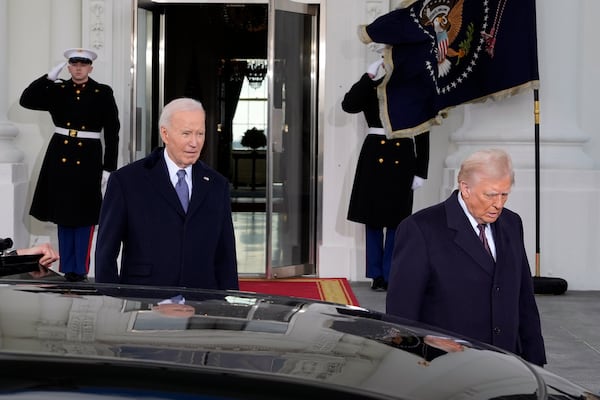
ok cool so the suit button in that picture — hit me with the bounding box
[64,139,69,144]
[380,139,386,145]
[61,158,67,163]
[395,142,400,147]
[378,158,384,164]
[493,327,501,335]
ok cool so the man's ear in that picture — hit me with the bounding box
[459,181,470,198]
[159,126,168,143]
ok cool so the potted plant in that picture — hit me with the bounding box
[240,127,266,150]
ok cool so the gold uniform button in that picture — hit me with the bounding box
[76,160,81,165]
[81,126,86,130]
[64,139,69,144]
[76,97,80,100]
[61,158,67,163]
[396,142,401,147]
[76,90,81,94]
[378,158,384,164]
[78,142,83,147]
[380,140,386,145]
[66,122,71,126]
[395,160,399,165]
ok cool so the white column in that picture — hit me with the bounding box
[443,0,600,289]
[50,0,81,68]
[0,0,29,246]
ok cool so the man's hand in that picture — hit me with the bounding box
[17,243,59,267]
[47,61,67,81]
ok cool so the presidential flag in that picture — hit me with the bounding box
[359,0,539,138]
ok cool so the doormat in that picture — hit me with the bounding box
[238,277,360,306]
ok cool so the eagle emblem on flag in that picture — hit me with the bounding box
[358,0,539,138]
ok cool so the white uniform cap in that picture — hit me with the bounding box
[63,48,98,62]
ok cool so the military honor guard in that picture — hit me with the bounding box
[342,59,430,291]
[20,48,120,282]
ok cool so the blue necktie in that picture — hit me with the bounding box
[175,169,189,212]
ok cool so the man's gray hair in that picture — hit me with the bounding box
[158,98,205,130]
[457,148,515,186]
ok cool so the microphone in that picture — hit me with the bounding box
[0,237,14,252]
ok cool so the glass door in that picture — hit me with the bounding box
[131,0,318,278]
[266,0,318,278]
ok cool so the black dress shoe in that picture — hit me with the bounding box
[371,276,386,291]
[64,272,87,282]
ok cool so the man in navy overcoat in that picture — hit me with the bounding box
[95,98,238,290]
[386,149,546,366]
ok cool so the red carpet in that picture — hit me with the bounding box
[238,277,360,306]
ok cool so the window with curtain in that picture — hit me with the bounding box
[232,76,268,150]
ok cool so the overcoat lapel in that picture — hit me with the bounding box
[445,191,495,275]
[144,148,187,216]
[187,163,211,217]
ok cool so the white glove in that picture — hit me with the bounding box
[412,176,425,190]
[101,170,111,197]
[367,58,384,79]
[47,61,67,81]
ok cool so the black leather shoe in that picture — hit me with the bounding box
[371,276,386,291]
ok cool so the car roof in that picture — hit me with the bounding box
[0,281,594,399]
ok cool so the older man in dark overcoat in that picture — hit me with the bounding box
[386,149,546,366]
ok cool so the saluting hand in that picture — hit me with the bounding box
[47,61,67,81]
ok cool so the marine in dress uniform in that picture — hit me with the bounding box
[342,59,429,291]
[19,48,120,282]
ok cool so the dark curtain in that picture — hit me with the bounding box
[217,60,246,180]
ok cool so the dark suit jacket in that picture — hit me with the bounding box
[95,148,238,290]
[386,190,546,366]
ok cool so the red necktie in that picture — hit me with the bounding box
[477,224,492,257]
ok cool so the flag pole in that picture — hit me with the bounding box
[532,88,567,295]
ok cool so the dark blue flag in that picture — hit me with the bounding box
[359,0,539,138]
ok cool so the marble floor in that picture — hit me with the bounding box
[233,211,266,275]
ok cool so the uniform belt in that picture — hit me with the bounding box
[367,127,385,135]
[54,127,101,139]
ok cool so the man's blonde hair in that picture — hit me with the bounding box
[457,148,515,186]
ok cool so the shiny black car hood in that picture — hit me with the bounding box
[0,282,596,400]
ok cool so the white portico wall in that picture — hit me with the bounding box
[0,0,28,247]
